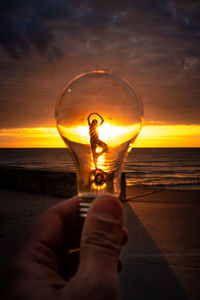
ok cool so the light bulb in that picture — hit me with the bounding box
[55,70,143,217]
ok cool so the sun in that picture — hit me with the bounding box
[59,122,141,147]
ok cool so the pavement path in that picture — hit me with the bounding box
[0,188,200,299]
[119,187,200,299]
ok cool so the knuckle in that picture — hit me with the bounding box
[82,231,121,256]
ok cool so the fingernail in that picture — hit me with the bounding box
[90,195,123,221]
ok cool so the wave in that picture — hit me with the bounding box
[127,181,200,190]
[0,148,200,190]
[125,169,200,175]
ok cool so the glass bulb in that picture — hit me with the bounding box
[55,70,143,217]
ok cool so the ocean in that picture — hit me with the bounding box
[0,148,199,190]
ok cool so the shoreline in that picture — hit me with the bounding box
[126,186,200,205]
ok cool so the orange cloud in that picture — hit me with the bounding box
[0,128,64,148]
[0,125,199,148]
[134,125,200,147]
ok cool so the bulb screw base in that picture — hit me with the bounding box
[79,202,91,218]
[79,193,96,218]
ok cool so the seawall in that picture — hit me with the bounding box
[0,167,126,200]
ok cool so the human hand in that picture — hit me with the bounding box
[1,195,128,300]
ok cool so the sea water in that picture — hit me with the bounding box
[0,148,199,190]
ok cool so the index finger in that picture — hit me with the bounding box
[17,196,82,261]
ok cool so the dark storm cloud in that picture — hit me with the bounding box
[0,0,200,128]
[0,0,67,59]
[0,0,199,59]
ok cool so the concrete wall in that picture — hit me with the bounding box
[0,167,126,200]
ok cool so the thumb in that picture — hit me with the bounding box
[79,195,123,275]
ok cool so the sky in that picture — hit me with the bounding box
[0,0,200,147]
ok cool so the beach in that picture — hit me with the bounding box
[0,186,199,299]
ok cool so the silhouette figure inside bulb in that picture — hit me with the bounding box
[87,113,108,168]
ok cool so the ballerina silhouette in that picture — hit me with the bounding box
[87,113,108,168]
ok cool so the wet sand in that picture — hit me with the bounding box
[0,187,200,299]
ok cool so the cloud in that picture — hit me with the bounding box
[0,0,200,128]
[0,0,65,60]
[1,0,199,60]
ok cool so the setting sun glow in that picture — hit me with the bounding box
[0,125,199,148]
[58,123,141,146]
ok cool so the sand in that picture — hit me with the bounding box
[0,187,200,299]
